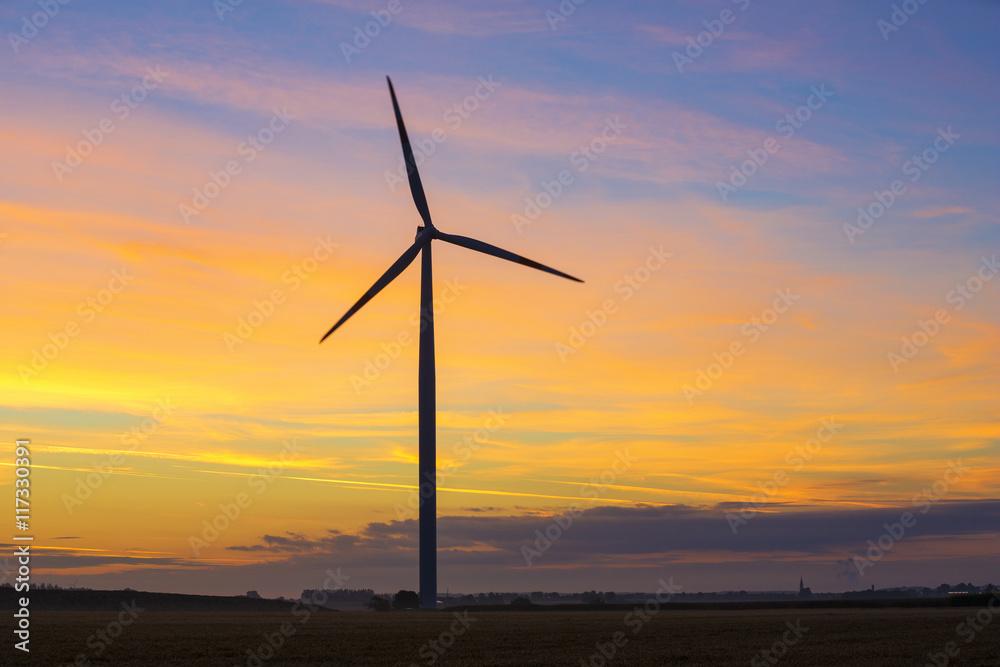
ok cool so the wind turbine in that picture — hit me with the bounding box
[320,77,582,609]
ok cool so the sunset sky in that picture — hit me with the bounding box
[1,0,998,598]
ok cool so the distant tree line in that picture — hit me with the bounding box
[365,590,419,611]
[528,590,616,604]
[1,582,92,590]
[300,588,376,607]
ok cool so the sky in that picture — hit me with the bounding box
[0,0,998,598]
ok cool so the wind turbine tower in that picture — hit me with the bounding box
[321,77,582,609]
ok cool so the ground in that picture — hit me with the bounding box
[5,607,999,666]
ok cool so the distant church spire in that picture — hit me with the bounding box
[799,577,804,593]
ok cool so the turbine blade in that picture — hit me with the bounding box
[320,235,428,343]
[387,76,434,229]
[434,231,583,283]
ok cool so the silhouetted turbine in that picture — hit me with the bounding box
[321,77,581,609]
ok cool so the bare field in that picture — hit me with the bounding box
[5,608,999,666]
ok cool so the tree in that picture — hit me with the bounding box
[510,596,532,607]
[366,596,391,612]
[393,590,420,610]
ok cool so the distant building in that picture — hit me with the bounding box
[798,577,812,599]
